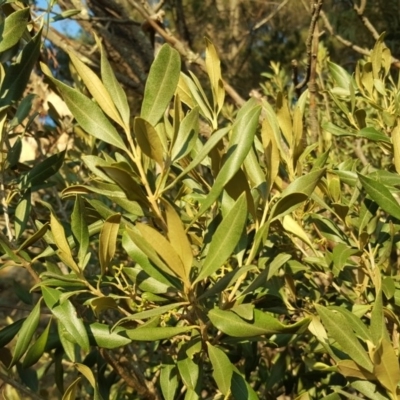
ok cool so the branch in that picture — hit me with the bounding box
[252,0,291,32]
[0,371,46,400]
[126,0,246,106]
[296,0,324,92]
[320,9,400,68]
[352,0,380,40]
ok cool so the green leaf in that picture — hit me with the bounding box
[62,377,81,400]
[125,326,193,341]
[332,243,359,272]
[163,201,193,278]
[358,127,391,144]
[358,173,400,220]
[315,304,373,372]
[75,363,104,400]
[99,213,121,275]
[136,222,189,283]
[117,302,187,323]
[195,193,247,283]
[14,189,31,240]
[50,212,79,273]
[177,355,199,391]
[22,319,51,368]
[350,380,388,400]
[0,8,30,53]
[21,150,65,189]
[134,117,164,166]
[207,343,233,395]
[270,168,326,221]
[42,287,90,352]
[205,38,224,114]
[328,61,355,91]
[196,103,261,218]
[165,126,230,190]
[231,366,259,400]
[171,106,199,162]
[98,38,130,128]
[372,338,400,397]
[71,196,89,267]
[160,364,179,400]
[0,319,25,348]
[86,322,131,349]
[10,299,41,367]
[41,63,127,151]
[0,29,42,109]
[370,290,389,345]
[69,51,124,127]
[208,308,310,337]
[141,44,181,126]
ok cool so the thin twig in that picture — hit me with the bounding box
[352,0,380,40]
[320,9,400,68]
[0,371,46,400]
[126,0,246,106]
[252,0,291,32]
[296,0,324,92]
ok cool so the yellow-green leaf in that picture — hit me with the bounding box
[205,38,225,114]
[50,213,80,273]
[99,214,121,275]
[136,222,188,284]
[134,117,164,166]
[69,51,124,127]
[392,122,400,175]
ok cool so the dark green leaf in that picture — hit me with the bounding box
[0,8,29,53]
[22,319,51,368]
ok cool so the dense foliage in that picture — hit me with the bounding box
[2,2,400,400]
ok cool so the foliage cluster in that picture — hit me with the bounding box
[2,3,400,400]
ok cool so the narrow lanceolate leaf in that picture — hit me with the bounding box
[10,299,41,367]
[141,44,181,126]
[358,173,400,220]
[372,338,400,396]
[134,117,164,166]
[125,326,193,341]
[62,377,81,400]
[0,29,42,109]
[160,365,179,400]
[71,196,89,267]
[136,222,188,284]
[194,194,247,283]
[196,103,261,218]
[75,363,104,400]
[41,63,127,151]
[22,319,51,368]
[0,8,30,53]
[14,189,31,240]
[392,122,400,175]
[99,214,121,275]
[205,38,224,114]
[171,106,199,162]
[0,319,25,348]
[163,201,193,278]
[87,322,132,349]
[98,39,130,128]
[315,305,374,372]
[207,343,233,395]
[270,168,326,221]
[42,287,90,352]
[69,51,124,127]
[177,355,199,390]
[51,213,80,273]
[209,308,310,337]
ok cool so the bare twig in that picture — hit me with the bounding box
[0,371,46,400]
[296,0,324,92]
[252,0,291,32]
[352,0,380,40]
[320,9,400,68]
[126,0,246,106]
